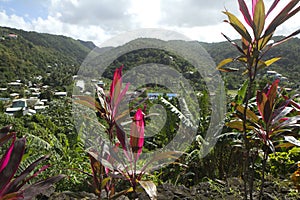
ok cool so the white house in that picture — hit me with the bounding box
[5,99,36,116]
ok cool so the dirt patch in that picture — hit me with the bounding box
[41,178,299,199]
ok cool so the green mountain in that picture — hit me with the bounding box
[0,26,94,88]
[201,36,300,89]
[0,26,299,91]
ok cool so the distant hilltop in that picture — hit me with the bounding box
[0,26,299,92]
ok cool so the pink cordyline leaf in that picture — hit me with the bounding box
[0,135,16,173]
[252,0,259,17]
[110,65,124,107]
[112,82,129,119]
[130,109,145,161]
[109,65,130,119]
[266,79,279,98]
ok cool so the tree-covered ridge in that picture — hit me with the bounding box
[0,26,299,91]
[0,26,94,87]
[201,36,300,90]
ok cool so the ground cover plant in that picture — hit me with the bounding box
[0,125,64,200]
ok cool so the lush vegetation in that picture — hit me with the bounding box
[0,0,300,199]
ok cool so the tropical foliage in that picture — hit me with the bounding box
[218,0,300,199]
[0,125,64,200]
[0,0,299,199]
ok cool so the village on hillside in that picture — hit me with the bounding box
[0,78,68,116]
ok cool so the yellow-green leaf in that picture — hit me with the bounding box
[264,57,281,66]
[226,121,244,131]
[275,142,295,148]
[253,0,265,38]
[217,58,234,69]
[223,11,252,43]
[258,57,281,70]
[233,103,259,122]
[258,33,273,50]
[101,177,112,189]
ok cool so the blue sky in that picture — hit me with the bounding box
[0,0,49,20]
[0,0,299,46]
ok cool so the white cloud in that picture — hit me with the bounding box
[0,11,31,29]
[0,0,299,46]
[48,0,133,31]
[127,0,161,28]
[159,0,238,27]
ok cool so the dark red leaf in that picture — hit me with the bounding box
[22,175,65,200]
[266,0,280,18]
[7,155,50,193]
[238,0,253,27]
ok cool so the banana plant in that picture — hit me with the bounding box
[0,125,65,200]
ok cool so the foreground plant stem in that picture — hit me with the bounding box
[242,56,259,200]
[259,147,269,199]
[242,81,251,200]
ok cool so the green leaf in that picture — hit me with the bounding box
[159,97,195,128]
[253,0,265,38]
[236,80,249,105]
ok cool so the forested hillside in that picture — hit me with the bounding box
[0,26,299,91]
[0,26,94,88]
[201,36,300,90]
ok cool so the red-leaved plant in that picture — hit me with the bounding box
[227,79,300,198]
[218,0,300,199]
[0,125,64,200]
[76,65,179,199]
